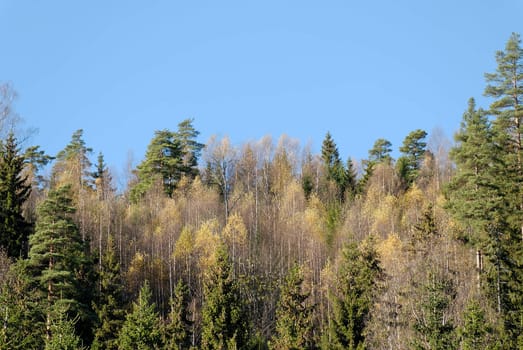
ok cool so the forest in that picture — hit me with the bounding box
[0,32,522,350]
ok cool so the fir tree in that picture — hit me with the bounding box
[269,263,314,350]
[201,245,248,350]
[117,280,163,350]
[0,132,31,258]
[323,239,382,350]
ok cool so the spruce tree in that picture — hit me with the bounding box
[321,132,347,200]
[0,132,31,258]
[26,185,94,344]
[0,259,43,349]
[117,280,163,350]
[459,299,492,350]
[201,245,248,350]
[269,263,314,350]
[163,279,192,350]
[45,304,85,350]
[91,236,125,350]
[323,239,382,350]
[412,270,456,350]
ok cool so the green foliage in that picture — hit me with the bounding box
[0,132,31,258]
[163,279,192,350]
[91,236,125,350]
[45,304,85,350]
[26,185,95,344]
[117,280,163,350]
[368,138,392,164]
[131,119,203,201]
[323,238,382,350]
[0,259,44,349]
[412,270,456,350]
[459,299,492,350]
[52,129,93,189]
[321,132,349,201]
[398,129,427,186]
[201,245,248,350]
[269,263,314,350]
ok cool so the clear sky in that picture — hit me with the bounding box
[0,1,522,180]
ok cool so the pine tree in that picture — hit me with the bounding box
[131,129,183,201]
[175,118,204,178]
[91,236,125,350]
[52,129,93,189]
[163,279,192,350]
[368,138,392,164]
[397,129,427,187]
[117,280,163,350]
[201,245,248,350]
[269,263,314,350]
[323,239,382,350]
[0,132,31,258]
[26,185,94,344]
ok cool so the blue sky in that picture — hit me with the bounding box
[0,1,522,179]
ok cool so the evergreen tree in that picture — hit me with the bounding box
[45,304,85,350]
[175,118,204,178]
[321,132,347,200]
[91,236,126,350]
[269,263,314,350]
[484,33,523,345]
[201,245,248,350]
[117,280,163,350]
[52,129,93,189]
[459,299,492,350]
[0,132,31,258]
[0,259,43,349]
[93,152,112,201]
[368,138,392,164]
[397,129,427,187]
[131,129,183,200]
[163,279,192,350]
[323,239,382,350]
[412,270,456,350]
[26,185,94,344]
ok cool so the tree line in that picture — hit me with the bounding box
[0,32,521,349]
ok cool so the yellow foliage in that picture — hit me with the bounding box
[195,219,221,271]
[173,226,195,260]
[304,194,325,241]
[376,233,403,270]
[222,213,247,248]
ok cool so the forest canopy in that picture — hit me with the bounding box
[0,32,522,349]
